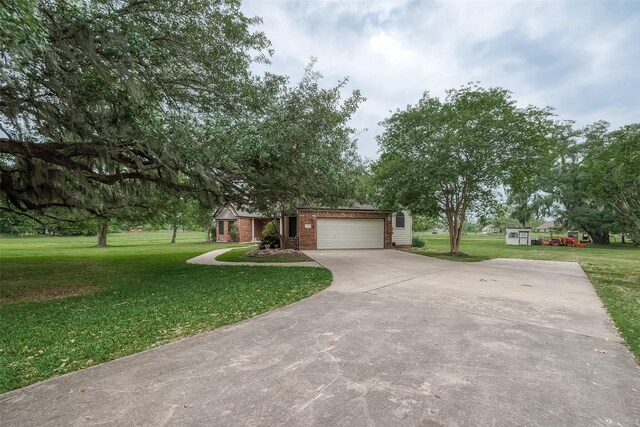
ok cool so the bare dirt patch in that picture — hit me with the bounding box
[1,286,100,304]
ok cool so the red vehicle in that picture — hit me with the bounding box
[542,237,584,248]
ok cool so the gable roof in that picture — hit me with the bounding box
[215,203,395,220]
[537,221,555,229]
[235,209,269,218]
[214,205,270,220]
[214,207,236,220]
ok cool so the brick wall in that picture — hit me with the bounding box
[216,220,230,243]
[297,211,315,249]
[216,217,275,243]
[237,218,253,242]
[297,210,392,250]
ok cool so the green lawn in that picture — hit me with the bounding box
[0,232,331,393]
[216,246,312,263]
[412,233,640,360]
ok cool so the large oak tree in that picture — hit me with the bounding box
[1,0,271,219]
[552,122,640,244]
[589,124,640,244]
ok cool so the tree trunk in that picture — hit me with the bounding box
[449,230,459,254]
[206,221,212,242]
[446,211,466,255]
[170,224,177,244]
[447,219,462,255]
[97,221,108,247]
[621,235,626,244]
[587,229,610,245]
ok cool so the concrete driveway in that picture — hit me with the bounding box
[1,250,639,426]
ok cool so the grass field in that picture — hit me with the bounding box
[413,232,640,361]
[215,246,312,263]
[0,232,332,393]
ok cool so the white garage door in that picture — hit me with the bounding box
[317,218,384,249]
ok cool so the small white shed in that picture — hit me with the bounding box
[505,228,531,246]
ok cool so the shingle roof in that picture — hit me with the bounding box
[537,221,556,229]
[213,207,236,220]
[215,204,392,220]
[297,204,385,211]
[234,209,270,218]
[214,206,271,220]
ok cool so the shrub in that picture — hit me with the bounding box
[261,221,280,248]
[229,225,239,242]
[412,235,426,248]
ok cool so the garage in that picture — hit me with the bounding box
[316,218,384,249]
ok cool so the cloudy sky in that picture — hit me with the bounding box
[241,0,640,160]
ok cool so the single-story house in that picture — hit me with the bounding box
[482,224,499,234]
[536,221,556,233]
[214,205,412,249]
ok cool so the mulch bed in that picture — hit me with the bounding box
[244,249,311,260]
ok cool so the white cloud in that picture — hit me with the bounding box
[243,0,640,160]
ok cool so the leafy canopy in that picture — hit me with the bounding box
[544,121,624,244]
[235,61,366,217]
[583,123,640,242]
[1,0,270,216]
[374,84,554,253]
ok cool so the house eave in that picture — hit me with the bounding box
[297,205,392,213]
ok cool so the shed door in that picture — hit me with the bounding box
[519,231,529,245]
[316,218,384,249]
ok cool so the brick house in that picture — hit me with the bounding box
[214,205,412,249]
[214,206,272,243]
[535,221,556,233]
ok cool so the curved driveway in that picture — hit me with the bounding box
[1,250,639,426]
